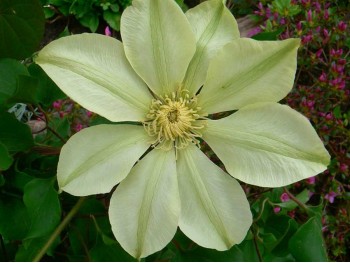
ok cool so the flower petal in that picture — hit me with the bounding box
[109,149,180,259]
[198,38,300,114]
[177,144,252,250]
[121,0,196,95]
[183,0,239,95]
[35,33,152,122]
[202,103,330,187]
[57,124,150,195]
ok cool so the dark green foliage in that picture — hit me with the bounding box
[41,0,133,32]
[0,0,45,59]
[0,0,348,261]
[0,112,34,152]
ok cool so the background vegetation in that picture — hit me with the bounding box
[0,0,349,261]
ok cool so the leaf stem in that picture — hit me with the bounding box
[251,228,263,262]
[253,198,269,223]
[283,187,309,213]
[32,197,86,262]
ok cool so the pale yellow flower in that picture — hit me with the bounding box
[35,0,330,259]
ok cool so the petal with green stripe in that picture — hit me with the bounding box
[177,144,252,250]
[183,0,239,95]
[57,124,150,195]
[121,0,196,95]
[203,103,330,187]
[36,33,152,122]
[109,149,180,259]
[198,38,300,114]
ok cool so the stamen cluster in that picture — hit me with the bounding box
[143,89,205,150]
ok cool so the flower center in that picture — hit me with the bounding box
[143,89,205,150]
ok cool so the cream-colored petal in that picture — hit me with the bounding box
[57,124,150,196]
[121,0,196,95]
[35,33,152,122]
[183,0,239,95]
[109,149,180,259]
[177,144,252,250]
[202,103,330,187]
[198,38,300,114]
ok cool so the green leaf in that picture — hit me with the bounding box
[0,142,13,171]
[265,215,298,254]
[0,0,45,59]
[180,238,261,262]
[28,64,66,108]
[0,174,4,186]
[333,105,342,119]
[89,235,135,262]
[263,253,295,261]
[288,217,328,261]
[275,189,310,209]
[15,235,60,261]
[7,75,39,104]
[0,195,30,240]
[23,178,61,239]
[43,6,55,19]
[109,3,120,12]
[251,28,284,41]
[50,116,71,141]
[0,58,29,106]
[78,13,99,32]
[67,198,109,261]
[6,170,34,192]
[0,112,34,152]
[103,10,121,31]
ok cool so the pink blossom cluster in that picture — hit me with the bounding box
[251,1,349,257]
[51,99,94,133]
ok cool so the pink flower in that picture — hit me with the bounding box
[105,26,112,37]
[324,9,329,20]
[306,176,316,184]
[338,58,346,65]
[273,206,281,213]
[74,123,84,132]
[296,21,302,33]
[306,100,315,109]
[280,192,290,202]
[86,110,93,118]
[325,113,333,120]
[314,2,321,12]
[325,191,337,203]
[319,72,327,82]
[301,34,312,44]
[330,78,345,89]
[53,100,62,110]
[330,48,343,58]
[339,163,348,173]
[323,28,330,38]
[306,10,312,23]
[338,21,347,31]
[315,49,323,58]
[247,27,262,37]
[59,111,66,118]
[288,210,296,218]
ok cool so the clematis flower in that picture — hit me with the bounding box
[35,0,330,259]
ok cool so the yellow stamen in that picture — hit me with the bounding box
[143,89,205,150]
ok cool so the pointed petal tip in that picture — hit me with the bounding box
[203,103,331,188]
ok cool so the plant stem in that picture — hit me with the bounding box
[32,197,86,262]
[251,228,263,262]
[283,187,309,213]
